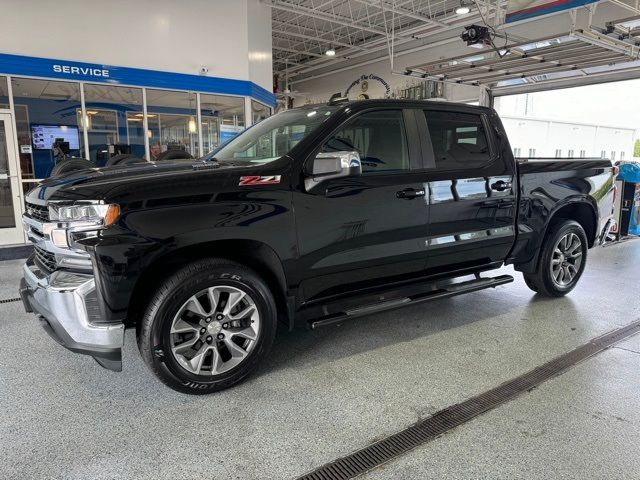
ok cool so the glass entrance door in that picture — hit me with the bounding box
[0,112,25,245]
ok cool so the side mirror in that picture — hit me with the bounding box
[304,151,362,192]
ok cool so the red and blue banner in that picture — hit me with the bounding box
[506,0,600,23]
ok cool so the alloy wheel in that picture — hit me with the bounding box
[550,232,583,287]
[169,285,260,376]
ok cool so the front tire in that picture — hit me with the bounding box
[138,259,277,394]
[523,220,588,297]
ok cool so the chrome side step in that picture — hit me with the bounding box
[310,274,514,329]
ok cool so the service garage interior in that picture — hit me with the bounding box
[1,0,640,479]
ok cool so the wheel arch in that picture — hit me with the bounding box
[515,197,597,274]
[546,198,598,248]
[127,239,292,331]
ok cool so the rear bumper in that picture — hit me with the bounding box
[19,255,124,371]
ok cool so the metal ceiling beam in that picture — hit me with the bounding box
[417,43,605,78]
[273,1,507,78]
[272,44,332,59]
[280,12,476,76]
[351,0,451,28]
[263,0,411,38]
[461,50,631,82]
[272,28,368,51]
[491,63,640,96]
[463,53,631,85]
[607,0,640,15]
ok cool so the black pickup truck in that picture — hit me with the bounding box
[19,100,615,393]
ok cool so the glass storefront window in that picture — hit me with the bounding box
[0,77,9,109]
[200,94,245,154]
[146,89,198,160]
[0,118,16,227]
[251,100,270,125]
[11,78,83,179]
[81,84,145,164]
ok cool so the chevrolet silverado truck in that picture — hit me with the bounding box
[19,99,615,393]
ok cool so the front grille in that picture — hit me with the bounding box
[34,245,57,273]
[25,202,49,222]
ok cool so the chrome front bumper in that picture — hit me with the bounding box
[20,256,124,371]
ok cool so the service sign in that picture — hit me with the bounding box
[506,0,599,23]
[52,64,110,78]
[0,52,276,107]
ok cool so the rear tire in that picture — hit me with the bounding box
[523,220,588,297]
[138,258,277,394]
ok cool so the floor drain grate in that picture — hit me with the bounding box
[297,320,640,480]
[0,298,22,304]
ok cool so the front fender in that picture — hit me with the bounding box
[80,188,296,323]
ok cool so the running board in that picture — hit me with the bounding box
[310,274,514,329]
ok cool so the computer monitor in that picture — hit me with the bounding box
[31,125,80,150]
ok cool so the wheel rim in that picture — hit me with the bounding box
[169,285,261,376]
[551,232,583,287]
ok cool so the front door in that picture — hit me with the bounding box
[294,108,430,302]
[0,112,24,245]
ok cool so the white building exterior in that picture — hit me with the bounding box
[499,116,637,161]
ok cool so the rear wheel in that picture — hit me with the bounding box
[523,220,587,297]
[138,259,277,394]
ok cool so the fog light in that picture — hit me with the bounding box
[51,228,69,248]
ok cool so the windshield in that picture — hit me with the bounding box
[203,106,338,164]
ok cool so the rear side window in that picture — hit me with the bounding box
[321,110,409,174]
[424,111,491,170]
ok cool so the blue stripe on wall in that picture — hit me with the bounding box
[0,52,276,107]
[505,0,599,23]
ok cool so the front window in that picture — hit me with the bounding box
[321,110,409,174]
[203,106,337,164]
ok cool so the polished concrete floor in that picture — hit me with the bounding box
[1,239,639,479]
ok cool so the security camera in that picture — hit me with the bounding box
[199,65,209,75]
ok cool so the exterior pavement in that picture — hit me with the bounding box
[0,238,638,479]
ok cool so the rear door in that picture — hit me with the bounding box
[418,107,517,273]
[293,108,430,302]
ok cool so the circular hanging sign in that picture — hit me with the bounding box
[345,74,391,98]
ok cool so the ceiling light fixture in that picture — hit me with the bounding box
[456,2,470,14]
[325,48,336,57]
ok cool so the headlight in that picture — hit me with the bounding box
[49,202,120,227]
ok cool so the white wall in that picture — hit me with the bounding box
[247,0,273,93]
[291,43,482,105]
[0,0,272,90]
[501,116,636,160]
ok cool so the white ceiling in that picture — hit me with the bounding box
[267,0,508,79]
[267,0,640,90]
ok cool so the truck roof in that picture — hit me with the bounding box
[299,98,495,114]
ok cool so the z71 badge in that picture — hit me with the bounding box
[239,175,281,186]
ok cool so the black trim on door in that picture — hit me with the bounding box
[402,109,423,171]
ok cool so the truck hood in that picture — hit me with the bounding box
[24,160,259,204]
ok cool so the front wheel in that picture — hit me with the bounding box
[138,259,277,394]
[523,220,588,297]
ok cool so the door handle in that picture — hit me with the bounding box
[396,188,426,199]
[490,180,512,192]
